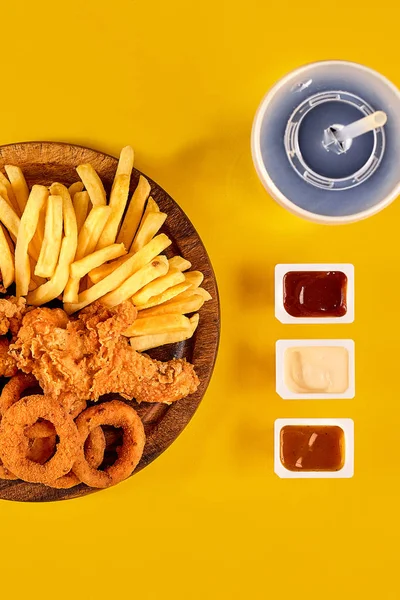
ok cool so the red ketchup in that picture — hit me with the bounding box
[283,271,347,318]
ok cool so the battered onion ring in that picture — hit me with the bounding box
[26,420,55,438]
[49,426,106,489]
[0,374,56,438]
[69,398,87,420]
[0,374,44,479]
[27,435,57,464]
[0,394,80,484]
[0,373,39,416]
[73,400,145,488]
[0,435,57,479]
[26,399,86,435]
[0,375,87,438]
[0,463,17,480]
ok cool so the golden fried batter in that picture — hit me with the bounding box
[10,301,199,404]
[0,338,17,378]
[0,297,26,336]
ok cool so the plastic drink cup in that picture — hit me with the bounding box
[251,61,400,224]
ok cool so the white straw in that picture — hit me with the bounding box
[335,111,387,142]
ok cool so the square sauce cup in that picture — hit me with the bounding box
[276,339,355,400]
[274,418,354,479]
[275,263,354,324]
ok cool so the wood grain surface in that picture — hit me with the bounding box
[0,142,220,502]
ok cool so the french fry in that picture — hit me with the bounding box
[63,276,80,304]
[0,172,20,214]
[0,194,20,240]
[189,313,200,332]
[68,181,84,199]
[30,236,77,305]
[114,145,134,179]
[129,325,193,352]
[131,269,185,306]
[70,243,126,280]
[30,196,48,255]
[89,229,173,285]
[137,295,204,318]
[143,197,160,215]
[2,226,14,253]
[133,281,192,310]
[0,223,14,288]
[63,204,111,303]
[63,234,172,314]
[4,165,29,215]
[75,206,111,260]
[89,252,131,283]
[0,182,14,211]
[94,147,134,250]
[0,183,25,246]
[191,287,212,300]
[116,175,151,250]
[175,287,212,301]
[0,195,43,266]
[128,196,160,253]
[27,184,77,306]
[73,191,90,233]
[185,271,204,288]
[35,204,46,245]
[76,164,107,206]
[96,174,130,249]
[28,270,47,290]
[131,211,167,253]
[29,257,45,288]
[34,195,63,278]
[15,185,48,297]
[168,256,191,272]
[124,314,191,337]
[100,256,169,308]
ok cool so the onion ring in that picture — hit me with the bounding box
[0,375,87,439]
[0,374,46,479]
[24,398,87,443]
[0,435,57,479]
[0,386,84,480]
[0,374,56,438]
[0,373,39,416]
[69,398,87,420]
[0,394,81,484]
[0,464,17,480]
[48,426,106,489]
[25,420,55,438]
[27,435,57,464]
[73,400,145,488]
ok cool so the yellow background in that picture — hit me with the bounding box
[1,1,400,598]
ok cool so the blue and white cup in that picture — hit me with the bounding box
[251,61,400,224]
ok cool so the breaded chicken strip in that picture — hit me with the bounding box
[10,301,199,404]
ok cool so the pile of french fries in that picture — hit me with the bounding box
[0,146,211,351]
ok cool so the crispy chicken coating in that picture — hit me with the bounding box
[10,301,199,404]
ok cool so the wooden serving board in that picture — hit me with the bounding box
[0,142,220,502]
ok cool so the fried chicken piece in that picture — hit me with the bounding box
[0,296,26,336]
[10,301,199,404]
[0,338,17,378]
[91,346,200,404]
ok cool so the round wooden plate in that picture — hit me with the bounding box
[0,142,220,502]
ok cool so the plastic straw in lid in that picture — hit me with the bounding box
[334,111,387,142]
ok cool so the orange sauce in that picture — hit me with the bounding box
[280,425,345,471]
